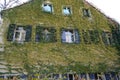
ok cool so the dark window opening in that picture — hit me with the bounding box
[15,32,20,38]
[82,30,90,44]
[102,31,113,45]
[80,73,87,80]
[62,74,68,80]
[24,25,32,42]
[7,24,16,41]
[53,74,59,79]
[69,74,73,80]
[61,28,80,43]
[88,29,100,44]
[105,73,111,80]
[89,73,95,80]
[83,8,91,17]
[35,26,56,42]
[112,27,120,45]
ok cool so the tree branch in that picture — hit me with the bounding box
[0,0,20,10]
[6,0,18,7]
[7,0,20,8]
[0,3,4,8]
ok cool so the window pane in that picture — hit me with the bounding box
[35,26,56,42]
[61,30,73,43]
[61,29,80,43]
[112,27,120,45]
[89,30,100,44]
[43,4,53,13]
[102,31,113,45]
[61,30,66,42]
[82,30,90,44]
[83,9,90,17]
[25,25,32,42]
[63,7,71,15]
[74,29,80,43]
[7,24,16,41]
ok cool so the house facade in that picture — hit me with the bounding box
[1,0,120,76]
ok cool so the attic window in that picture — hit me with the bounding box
[42,2,53,13]
[35,26,56,42]
[62,6,72,15]
[82,8,91,17]
[61,28,80,43]
[102,31,113,45]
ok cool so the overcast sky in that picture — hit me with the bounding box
[0,0,120,24]
[86,0,120,24]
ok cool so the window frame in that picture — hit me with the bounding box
[35,26,57,43]
[62,5,72,16]
[88,29,100,44]
[82,8,91,17]
[42,1,54,13]
[102,31,113,45]
[61,28,80,44]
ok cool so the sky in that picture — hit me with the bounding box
[0,0,120,24]
[86,0,120,24]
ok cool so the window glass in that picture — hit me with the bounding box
[102,31,113,45]
[82,30,90,44]
[61,29,80,43]
[89,29,100,44]
[83,8,91,17]
[7,24,32,43]
[42,3,53,13]
[63,6,72,15]
[35,26,56,42]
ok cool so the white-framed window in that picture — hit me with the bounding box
[42,1,53,13]
[61,28,80,43]
[13,27,26,43]
[62,6,72,15]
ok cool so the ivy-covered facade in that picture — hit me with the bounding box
[2,0,120,76]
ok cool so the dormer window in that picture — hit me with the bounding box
[82,8,91,17]
[42,2,53,13]
[62,6,72,15]
[61,28,80,43]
